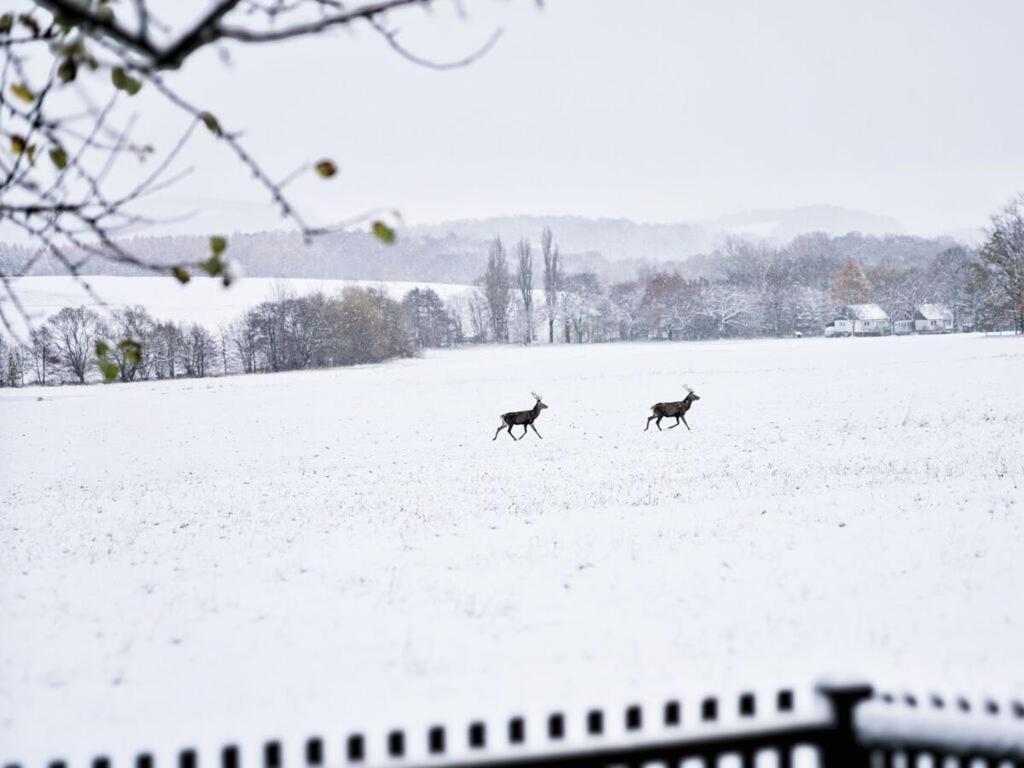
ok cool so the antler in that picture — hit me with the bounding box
[531,391,543,401]
[683,384,694,393]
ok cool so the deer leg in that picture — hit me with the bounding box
[530,423,543,439]
[645,415,656,431]
[520,424,530,439]
[507,424,518,440]
[668,416,681,429]
[493,423,506,441]
[681,414,691,431]
[656,416,663,431]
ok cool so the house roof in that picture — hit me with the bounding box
[846,303,889,321]
[917,303,953,321]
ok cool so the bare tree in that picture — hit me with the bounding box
[151,321,185,379]
[228,315,258,374]
[696,284,750,338]
[0,334,9,387]
[104,306,155,381]
[46,305,101,383]
[217,324,231,376]
[515,238,534,343]
[541,227,561,343]
[483,237,511,342]
[561,270,602,342]
[403,288,451,347]
[182,323,217,377]
[930,246,976,332]
[1,338,28,387]
[28,324,54,384]
[463,289,491,343]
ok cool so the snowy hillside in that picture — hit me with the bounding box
[2,276,477,335]
[2,334,1022,765]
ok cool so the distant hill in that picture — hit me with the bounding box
[2,206,943,286]
[712,205,904,241]
[411,207,904,261]
[410,215,714,262]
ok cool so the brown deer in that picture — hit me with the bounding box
[645,385,700,431]
[493,392,548,441]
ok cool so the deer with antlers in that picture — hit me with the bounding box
[645,385,701,432]
[493,393,549,441]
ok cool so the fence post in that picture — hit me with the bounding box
[818,682,874,768]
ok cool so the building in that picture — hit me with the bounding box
[825,304,891,336]
[914,304,954,333]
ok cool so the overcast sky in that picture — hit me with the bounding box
[58,0,1024,238]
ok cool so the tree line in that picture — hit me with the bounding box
[0,287,452,388]
[473,197,1024,343]
[3,197,1021,388]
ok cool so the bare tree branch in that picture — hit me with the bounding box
[1,0,510,340]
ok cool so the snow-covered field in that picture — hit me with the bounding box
[1,334,1022,765]
[2,276,476,334]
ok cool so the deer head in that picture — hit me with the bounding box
[531,392,549,409]
[684,384,700,401]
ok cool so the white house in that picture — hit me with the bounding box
[826,304,891,336]
[914,304,954,333]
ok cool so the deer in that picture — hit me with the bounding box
[645,385,700,432]
[493,392,548,441]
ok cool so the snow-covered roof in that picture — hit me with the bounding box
[846,303,889,321]
[917,303,953,321]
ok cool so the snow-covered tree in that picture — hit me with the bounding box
[483,238,512,343]
[541,228,562,343]
[515,239,535,343]
[978,194,1024,333]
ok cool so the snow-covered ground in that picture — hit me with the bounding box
[1,276,476,335]
[2,334,1022,766]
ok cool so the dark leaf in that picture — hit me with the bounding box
[58,58,77,83]
[199,255,223,277]
[314,160,337,178]
[10,135,26,156]
[111,66,142,96]
[49,146,68,170]
[199,111,222,136]
[372,221,396,244]
[0,15,12,34]
[123,76,142,96]
[10,83,34,103]
[172,266,191,284]
[209,235,227,256]
[97,358,119,383]
[95,340,110,357]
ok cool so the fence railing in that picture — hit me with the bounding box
[7,682,1024,768]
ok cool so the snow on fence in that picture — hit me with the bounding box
[7,684,1024,768]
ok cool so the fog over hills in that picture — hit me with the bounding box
[410,205,905,262]
[3,204,959,286]
[711,205,904,242]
